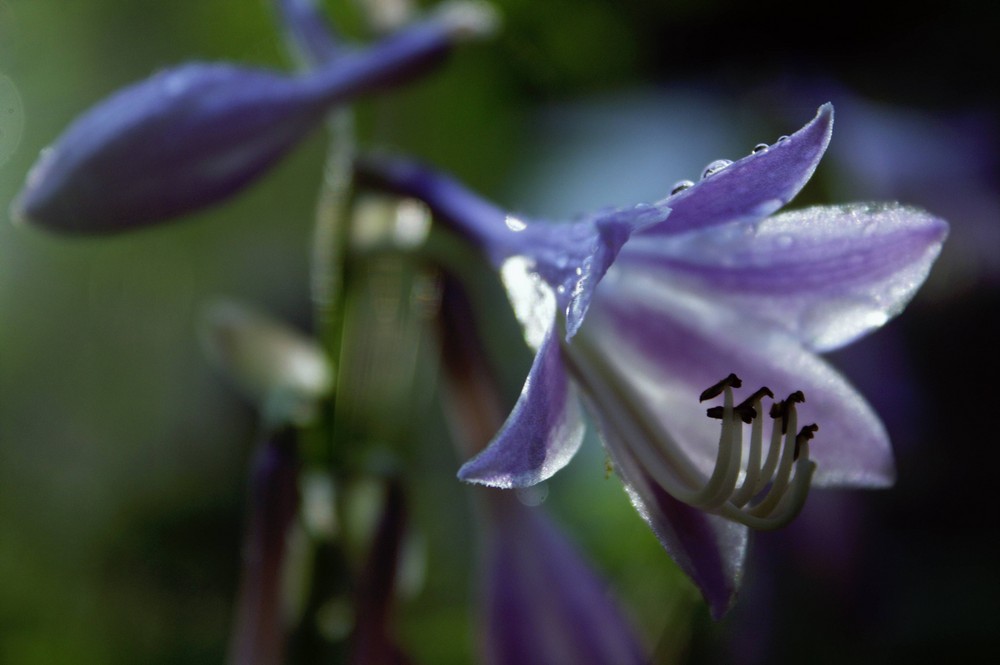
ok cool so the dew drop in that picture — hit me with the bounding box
[701,159,733,180]
[505,215,527,232]
[752,143,769,154]
[776,135,790,143]
[670,179,695,195]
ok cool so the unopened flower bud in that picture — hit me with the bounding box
[13,11,494,233]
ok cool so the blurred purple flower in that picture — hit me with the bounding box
[228,429,299,665]
[357,104,948,617]
[13,6,495,233]
[478,491,647,665]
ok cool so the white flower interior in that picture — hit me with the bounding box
[567,336,817,530]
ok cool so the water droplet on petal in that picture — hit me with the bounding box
[505,215,527,232]
[701,159,733,180]
[752,143,769,154]
[776,135,790,143]
[670,179,695,195]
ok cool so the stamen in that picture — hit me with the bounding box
[691,378,743,510]
[695,378,818,530]
[730,387,772,507]
[699,373,742,402]
[794,423,818,460]
[563,335,820,533]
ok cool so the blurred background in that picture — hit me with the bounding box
[1,0,997,663]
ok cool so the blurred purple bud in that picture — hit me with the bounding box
[228,429,300,665]
[13,10,493,233]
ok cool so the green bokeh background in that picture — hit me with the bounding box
[2,1,997,663]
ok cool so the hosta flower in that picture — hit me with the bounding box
[437,274,646,664]
[356,104,948,616]
[12,3,496,233]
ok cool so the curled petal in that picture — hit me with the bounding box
[527,203,670,340]
[481,493,647,664]
[641,103,833,237]
[458,330,585,488]
[582,279,895,488]
[621,202,948,351]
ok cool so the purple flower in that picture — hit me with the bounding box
[478,491,647,665]
[228,429,299,665]
[12,6,496,233]
[356,104,948,617]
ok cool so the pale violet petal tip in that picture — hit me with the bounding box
[457,332,585,488]
[642,103,834,237]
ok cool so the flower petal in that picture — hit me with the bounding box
[481,493,647,664]
[583,277,895,488]
[580,397,747,618]
[355,154,670,340]
[527,204,670,340]
[458,330,585,488]
[641,104,833,237]
[620,203,948,351]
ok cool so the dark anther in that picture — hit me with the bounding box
[736,387,774,412]
[699,373,742,402]
[769,399,792,434]
[786,390,806,404]
[734,404,756,424]
[707,404,755,423]
[769,401,785,419]
[793,423,819,460]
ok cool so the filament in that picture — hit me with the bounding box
[564,334,817,530]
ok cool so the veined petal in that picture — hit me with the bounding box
[481,493,647,665]
[641,104,833,237]
[582,277,895,488]
[458,330,585,488]
[620,203,948,351]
